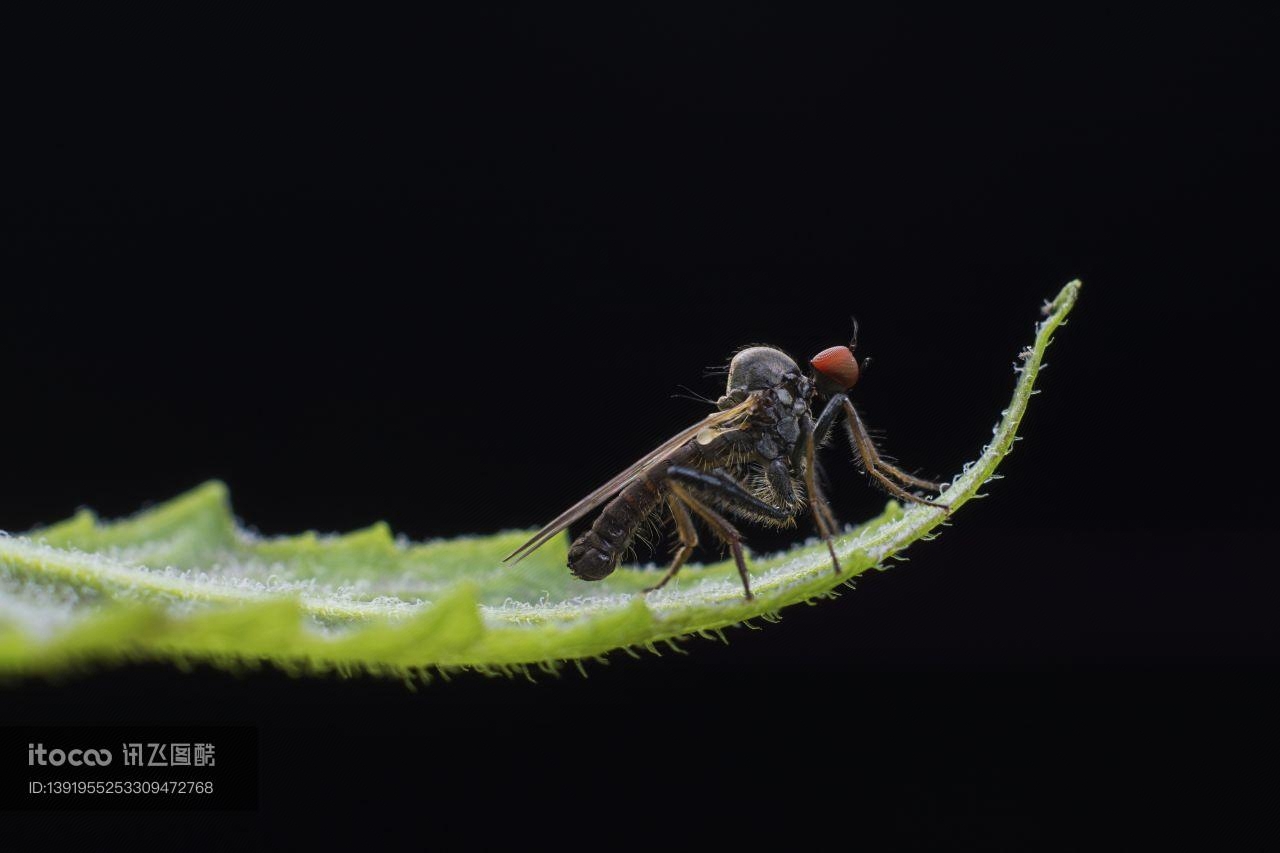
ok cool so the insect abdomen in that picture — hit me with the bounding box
[567,476,664,581]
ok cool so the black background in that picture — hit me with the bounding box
[3,8,1277,848]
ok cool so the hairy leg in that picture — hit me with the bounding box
[644,494,700,593]
[668,481,755,600]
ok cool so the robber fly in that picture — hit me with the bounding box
[505,332,949,599]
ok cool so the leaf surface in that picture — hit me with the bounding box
[0,281,1080,679]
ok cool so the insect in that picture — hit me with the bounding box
[505,330,949,599]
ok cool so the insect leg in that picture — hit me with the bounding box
[643,494,699,593]
[764,456,798,507]
[801,414,843,575]
[811,394,943,492]
[667,481,755,600]
[666,466,794,521]
[810,392,848,449]
[842,399,950,511]
[766,453,839,543]
[794,394,849,512]
[673,453,841,575]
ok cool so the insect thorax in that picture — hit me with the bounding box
[749,383,808,460]
[711,346,814,464]
[717,346,801,410]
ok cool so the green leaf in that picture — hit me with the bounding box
[0,281,1080,680]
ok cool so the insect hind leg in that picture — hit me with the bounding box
[667,481,756,600]
[643,495,699,594]
[666,465,794,522]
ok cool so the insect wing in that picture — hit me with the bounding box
[503,396,757,564]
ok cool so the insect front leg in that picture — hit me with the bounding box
[841,399,950,511]
[643,494,699,593]
[800,414,843,575]
[810,393,945,493]
[809,392,848,450]
[667,481,756,600]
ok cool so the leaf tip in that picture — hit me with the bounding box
[1043,279,1082,317]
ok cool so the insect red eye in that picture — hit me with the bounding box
[810,345,860,389]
